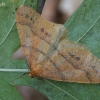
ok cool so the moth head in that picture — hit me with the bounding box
[29,64,43,77]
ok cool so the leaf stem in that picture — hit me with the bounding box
[0,68,29,72]
[36,0,46,14]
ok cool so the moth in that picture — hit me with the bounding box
[16,5,100,84]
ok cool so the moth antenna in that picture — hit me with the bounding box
[11,72,29,83]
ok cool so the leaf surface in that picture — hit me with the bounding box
[0,0,37,99]
[0,0,100,100]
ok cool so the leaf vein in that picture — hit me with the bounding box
[76,15,100,43]
[0,21,15,46]
[45,79,79,100]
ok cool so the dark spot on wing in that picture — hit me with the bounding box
[30,17,33,21]
[45,32,50,37]
[94,70,98,74]
[75,57,81,61]
[92,66,96,69]
[45,32,48,35]
[25,14,29,18]
[85,72,92,83]
[69,53,74,58]
[41,28,44,32]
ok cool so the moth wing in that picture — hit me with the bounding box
[16,6,66,68]
[30,39,100,84]
[38,23,68,63]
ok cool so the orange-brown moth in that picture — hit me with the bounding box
[16,5,100,84]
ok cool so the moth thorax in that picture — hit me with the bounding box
[29,64,43,77]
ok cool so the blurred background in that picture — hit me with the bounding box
[13,0,83,100]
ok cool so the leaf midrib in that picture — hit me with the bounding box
[76,15,100,43]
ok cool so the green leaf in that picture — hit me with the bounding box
[0,0,37,99]
[64,0,100,58]
[13,0,100,100]
[0,78,22,100]
[0,0,100,100]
